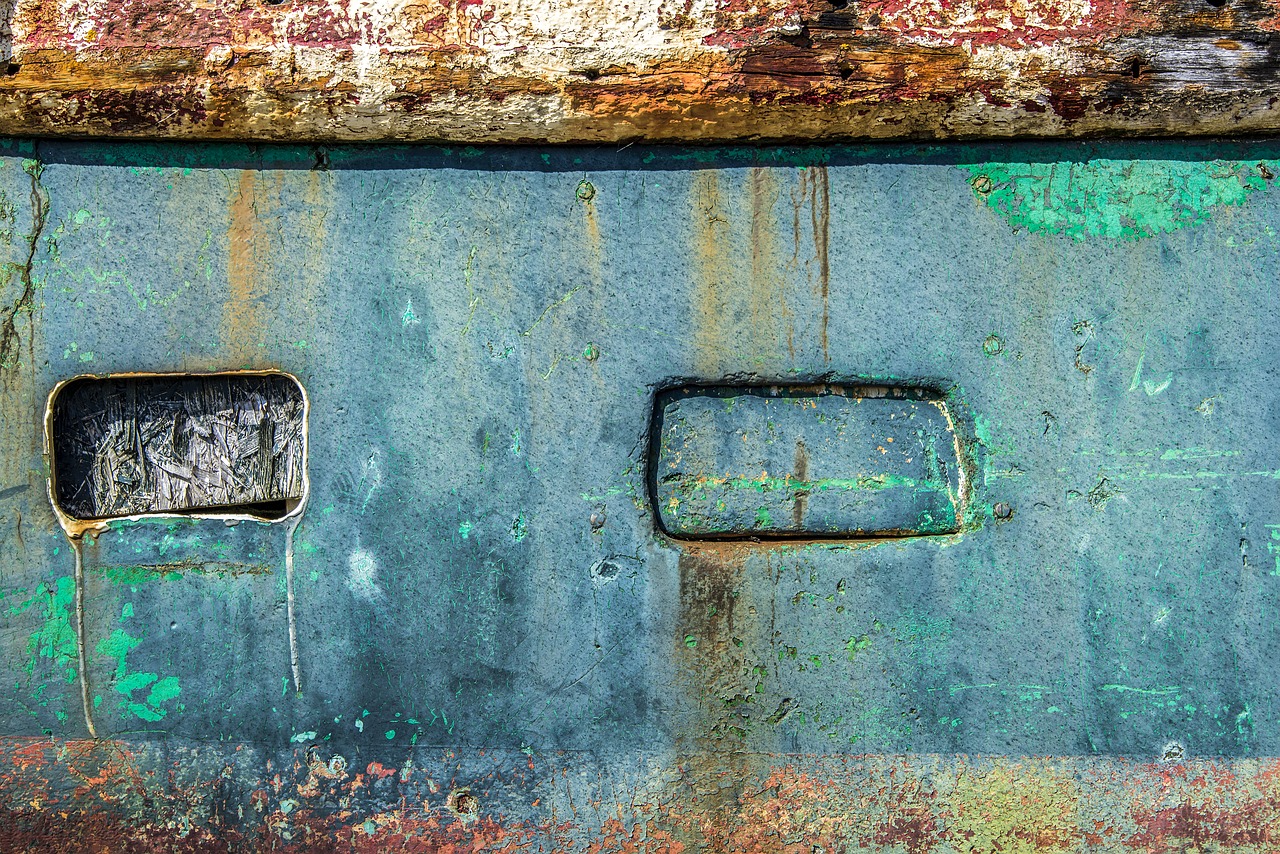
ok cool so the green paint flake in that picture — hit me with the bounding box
[385,729,396,740]
[95,628,181,722]
[846,634,873,660]
[458,521,473,539]
[684,635,698,649]
[960,159,1276,240]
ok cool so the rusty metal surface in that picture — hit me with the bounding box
[4,139,1280,848]
[7,0,1280,142]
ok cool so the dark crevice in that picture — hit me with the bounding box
[0,145,48,375]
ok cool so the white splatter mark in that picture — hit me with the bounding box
[402,298,421,327]
[360,451,383,512]
[348,549,381,599]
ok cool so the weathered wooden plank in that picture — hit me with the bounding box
[5,0,1280,141]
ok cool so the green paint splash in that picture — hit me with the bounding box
[960,159,1276,240]
[95,627,182,723]
[13,576,78,683]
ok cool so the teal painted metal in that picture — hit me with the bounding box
[2,139,1280,848]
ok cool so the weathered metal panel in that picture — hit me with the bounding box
[3,139,1280,848]
[6,0,1280,141]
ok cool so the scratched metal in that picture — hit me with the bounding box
[3,139,1280,849]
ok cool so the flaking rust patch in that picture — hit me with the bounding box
[670,544,774,848]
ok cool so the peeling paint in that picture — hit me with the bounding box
[960,158,1277,240]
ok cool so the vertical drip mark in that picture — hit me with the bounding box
[792,439,809,528]
[72,537,98,739]
[285,517,302,694]
[811,166,831,362]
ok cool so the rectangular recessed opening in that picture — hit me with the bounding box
[648,383,966,541]
[48,372,307,523]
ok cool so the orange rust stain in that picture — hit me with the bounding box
[812,166,830,362]
[691,170,733,377]
[691,169,798,375]
[224,170,270,366]
[582,189,605,306]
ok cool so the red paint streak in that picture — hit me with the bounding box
[703,0,830,48]
[859,0,1153,48]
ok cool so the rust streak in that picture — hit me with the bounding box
[811,165,830,363]
[225,170,266,365]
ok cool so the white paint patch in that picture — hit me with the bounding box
[348,548,381,599]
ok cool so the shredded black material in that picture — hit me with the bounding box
[51,374,305,520]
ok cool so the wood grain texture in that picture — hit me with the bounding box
[4,2,1280,147]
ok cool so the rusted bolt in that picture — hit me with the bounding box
[1161,741,1186,762]
[576,180,596,202]
[982,334,1004,357]
[1259,162,1275,181]
[590,510,606,531]
[448,788,480,818]
[993,502,1013,520]
[971,175,994,194]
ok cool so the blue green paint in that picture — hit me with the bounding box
[960,159,1276,240]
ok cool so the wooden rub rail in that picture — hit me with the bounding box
[4,0,1280,141]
